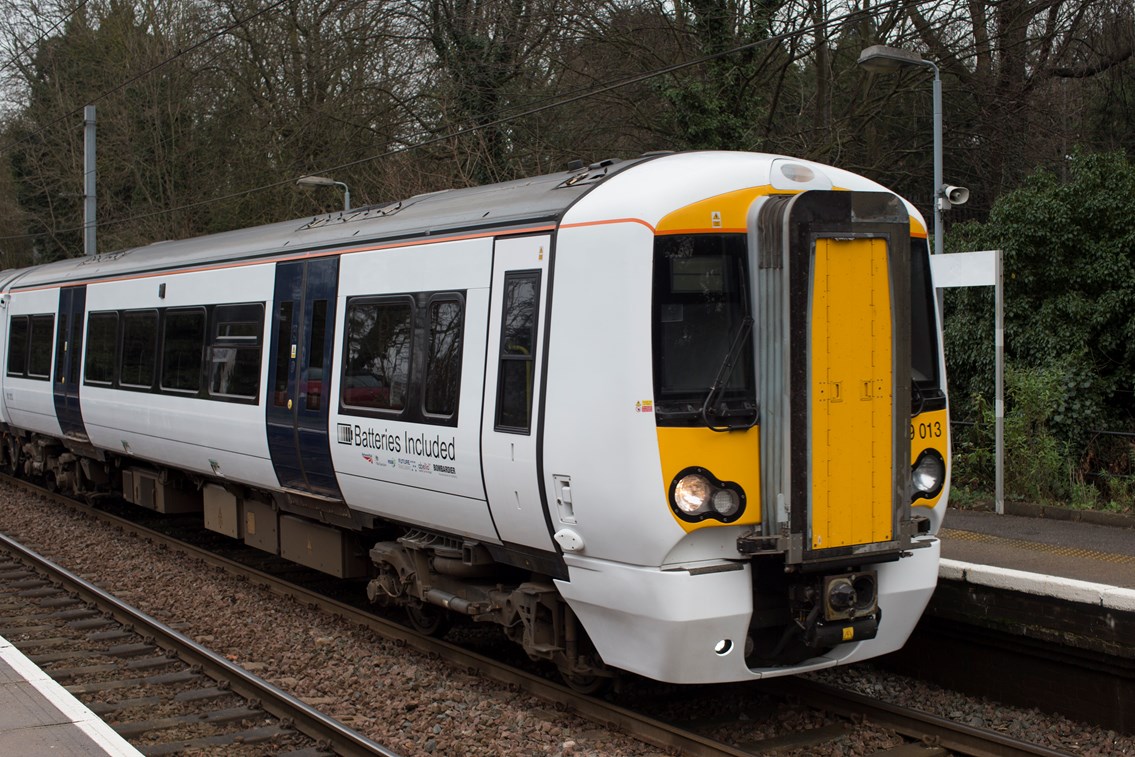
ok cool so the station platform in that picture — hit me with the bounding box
[939,506,1135,598]
[896,507,1135,732]
[0,634,141,756]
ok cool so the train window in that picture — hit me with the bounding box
[652,234,755,426]
[28,315,55,379]
[343,298,412,412]
[6,316,29,377]
[272,302,294,408]
[54,313,69,383]
[69,315,84,386]
[305,300,329,411]
[209,303,263,401]
[121,311,158,388]
[495,271,540,432]
[161,308,206,393]
[84,312,118,385]
[424,297,463,418]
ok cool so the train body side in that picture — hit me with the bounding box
[80,263,279,489]
[328,236,498,542]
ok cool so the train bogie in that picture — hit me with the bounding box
[0,151,950,685]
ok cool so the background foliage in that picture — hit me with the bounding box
[946,151,1135,509]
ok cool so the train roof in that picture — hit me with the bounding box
[0,151,923,293]
[0,155,655,292]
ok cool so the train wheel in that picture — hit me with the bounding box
[405,601,452,637]
[1,437,18,475]
[561,672,609,696]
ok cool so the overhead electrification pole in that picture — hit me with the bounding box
[84,105,97,257]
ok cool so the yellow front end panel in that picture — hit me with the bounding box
[657,427,761,532]
[811,238,894,549]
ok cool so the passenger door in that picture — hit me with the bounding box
[482,235,554,552]
[265,258,342,499]
[53,286,88,440]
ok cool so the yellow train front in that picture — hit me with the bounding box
[542,152,949,683]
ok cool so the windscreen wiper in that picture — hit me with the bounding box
[699,315,758,432]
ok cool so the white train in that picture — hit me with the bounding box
[0,152,950,688]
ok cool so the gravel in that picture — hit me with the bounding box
[1,481,1131,755]
[810,665,1135,756]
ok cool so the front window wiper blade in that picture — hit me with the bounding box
[699,315,758,432]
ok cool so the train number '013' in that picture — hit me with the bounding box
[910,420,944,441]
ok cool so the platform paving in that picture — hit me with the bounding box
[0,634,141,756]
[940,507,1135,590]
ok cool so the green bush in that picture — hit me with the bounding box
[944,150,1135,510]
[952,365,1074,503]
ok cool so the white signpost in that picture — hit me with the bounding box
[930,250,1004,514]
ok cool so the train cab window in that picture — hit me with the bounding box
[209,304,263,401]
[424,297,464,418]
[343,298,412,412]
[162,308,206,393]
[910,238,945,411]
[6,316,29,377]
[27,315,55,379]
[84,312,118,385]
[495,271,540,432]
[652,234,756,427]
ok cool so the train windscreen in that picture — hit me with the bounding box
[652,233,757,427]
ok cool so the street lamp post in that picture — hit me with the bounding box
[857,44,944,256]
[296,175,351,212]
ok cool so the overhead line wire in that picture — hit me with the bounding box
[0,1,90,80]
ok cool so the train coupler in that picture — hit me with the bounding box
[803,614,879,647]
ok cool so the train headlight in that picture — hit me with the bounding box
[911,449,945,501]
[711,489,740,518]
[669,468,746,523]
[673,474,712,515]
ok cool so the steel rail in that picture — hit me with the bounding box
[0,530,400,757]
[770,678,1075,757]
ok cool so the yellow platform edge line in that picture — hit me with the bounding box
[941,527,1135,566]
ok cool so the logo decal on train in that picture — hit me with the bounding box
[338,423,457,465]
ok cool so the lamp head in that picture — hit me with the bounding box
[297,175,338,188]
[858,44,929,73]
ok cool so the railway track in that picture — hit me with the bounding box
[0,531,397,756]
[1,477,1077,756]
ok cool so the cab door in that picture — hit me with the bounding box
[265,258,342,499]
[53,286,88,440]
[482,235,554,552]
